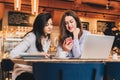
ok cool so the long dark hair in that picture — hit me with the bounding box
[31,12,52,51]
[59,10,82,46]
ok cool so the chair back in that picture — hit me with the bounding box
[1,59,14,80]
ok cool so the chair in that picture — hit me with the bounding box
[33,62,104,80]
[104,62,120,80]
[1,59,14,80]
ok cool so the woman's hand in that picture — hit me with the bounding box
[62,37,73,52]
[73,28,80,39]
[38,52,50,58]
[44,53,50,58]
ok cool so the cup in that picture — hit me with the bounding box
[59,51,67,58]
[112,53,118,60]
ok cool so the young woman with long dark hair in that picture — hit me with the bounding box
[9,12,53,80]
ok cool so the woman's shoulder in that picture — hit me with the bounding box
[24,32,35,38]
[23,32,36,41]
[79,30,91,41]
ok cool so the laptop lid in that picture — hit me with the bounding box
[81,34,114,59]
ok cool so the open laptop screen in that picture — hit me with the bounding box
[81,34,114,60]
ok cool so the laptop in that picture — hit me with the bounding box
[20,55,46,59]
[80,34,114,60]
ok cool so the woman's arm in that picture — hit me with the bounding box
[56,37,73,58]
[56,46,68,57]
[72,39,82,58]
[72,30,91,58]
[9,33,35,59]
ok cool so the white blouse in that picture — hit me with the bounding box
[56,30,91,58]
[9,32,50,59]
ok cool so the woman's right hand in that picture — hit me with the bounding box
[62,37,73,52]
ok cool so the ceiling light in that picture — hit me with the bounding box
[14,0,21,11]
[31,0,39,15]
[106,0,110,9]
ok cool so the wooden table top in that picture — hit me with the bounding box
[11,56,120,63]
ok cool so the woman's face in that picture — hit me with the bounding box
[44,18,53,35]
[64,16,77,32]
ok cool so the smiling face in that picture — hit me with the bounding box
[44,18,53,35]
[64,16,77,32]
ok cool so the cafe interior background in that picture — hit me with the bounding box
[0,0,120,59]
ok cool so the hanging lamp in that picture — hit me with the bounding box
[14,0,21,11]
[31,0,39,15]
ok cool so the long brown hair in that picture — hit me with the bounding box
[59,10,82,46]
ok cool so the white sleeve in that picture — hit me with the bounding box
[9,33,35,59]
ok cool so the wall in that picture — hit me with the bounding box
[0,3,4,19]
[80,17,117,34]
